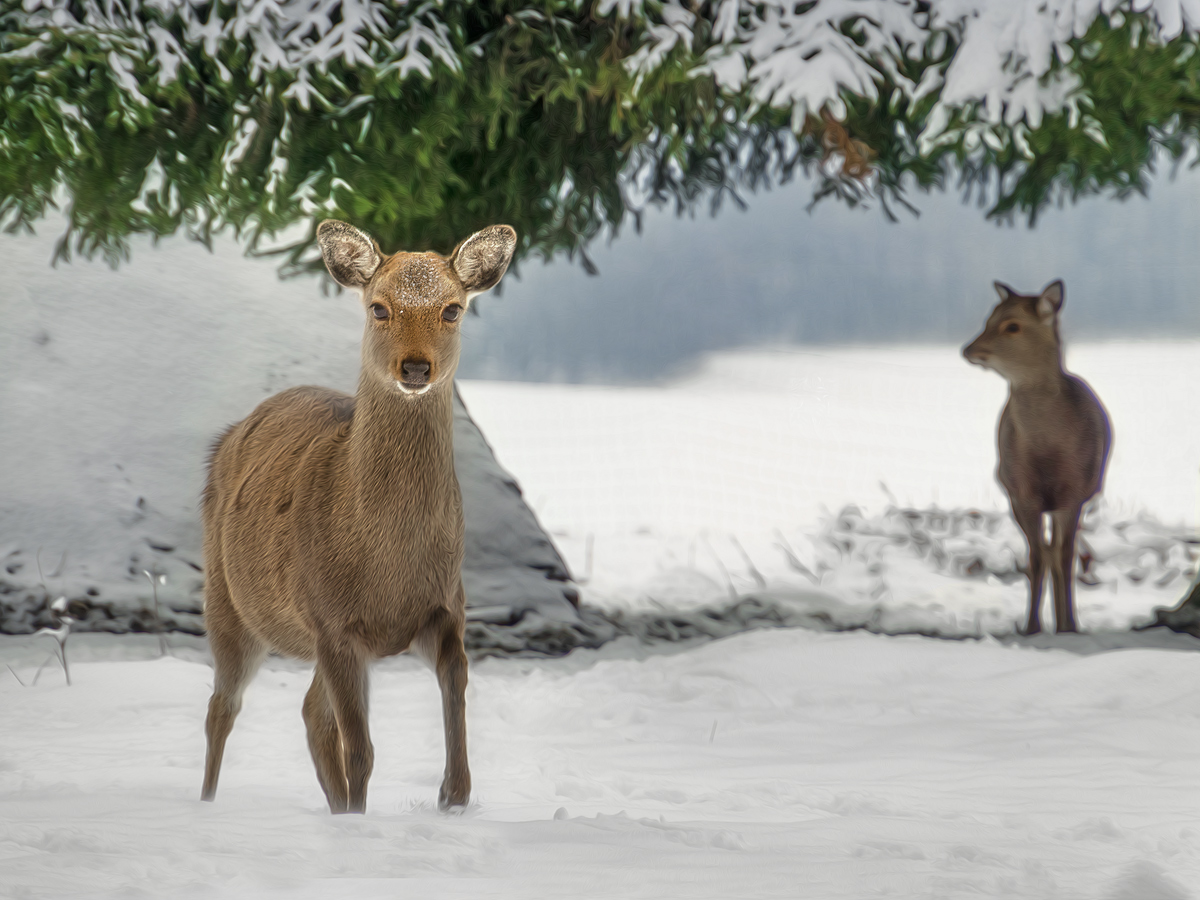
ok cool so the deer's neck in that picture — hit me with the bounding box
[346,375,457,525]
[1005,348,1068,395]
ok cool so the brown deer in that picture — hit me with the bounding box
[199,219,517,813]
[963,280,1112,635]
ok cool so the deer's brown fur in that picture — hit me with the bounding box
[963,280,1112,635]
[199,220,517,813]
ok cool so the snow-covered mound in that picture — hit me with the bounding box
[0,229,578,637]
[751,501,1198,638]
[459,500,1199,660]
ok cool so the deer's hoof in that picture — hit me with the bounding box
[325,796,352,814]
[438,782,470,811]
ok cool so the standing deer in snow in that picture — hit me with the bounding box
[963,280,1112,635]
[199,219,517,813]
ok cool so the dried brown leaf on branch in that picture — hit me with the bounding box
[817,109,874,179]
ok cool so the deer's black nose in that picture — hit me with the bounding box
[401,359,431,384]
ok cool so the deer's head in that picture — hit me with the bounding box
[317,220,517,395]
[963,280,1065,384]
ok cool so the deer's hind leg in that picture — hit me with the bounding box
[201,570,267,801]
[303,669,349,813]
[1049,505,1083,634]
[1011,503,1048,636]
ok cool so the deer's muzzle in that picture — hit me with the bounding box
[397,358,433,394]
[962,340,990,367]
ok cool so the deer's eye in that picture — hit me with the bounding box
[442,304,463,323]
[370,303,389,320]
[1003,322,1020,334]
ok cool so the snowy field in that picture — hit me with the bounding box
[4,341,1200,898]
[461,340,1200,633]
[2,630,1199,899]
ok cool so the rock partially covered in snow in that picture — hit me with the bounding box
[457,388,579,624]
[0,391,579,635]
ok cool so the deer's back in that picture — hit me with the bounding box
[203,386,361,658]
[997,374,1111,511]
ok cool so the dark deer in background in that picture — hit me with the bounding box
[199,219,517,813]
[963,280,1112,635]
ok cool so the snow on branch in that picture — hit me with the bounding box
[704,0,1200,130]
[11,0,458,95]
[8,0,1200,155]
[626,0,695,82]
[706,0,926,122]
[11,0,1200,127]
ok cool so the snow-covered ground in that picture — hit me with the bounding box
[2,630,1199,899]
[460,340,1200,633]
[3,340,1200,898]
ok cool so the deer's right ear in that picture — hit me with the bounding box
[317,220,382,289]
[993,281,1015,302]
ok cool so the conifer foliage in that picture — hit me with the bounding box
[4,1,1200,269]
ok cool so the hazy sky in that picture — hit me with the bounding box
[459,167,1200,382]
[5,166,1199,385]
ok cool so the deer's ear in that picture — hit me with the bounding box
[1037,280,1064,319]
[993,281,1016,302]
[317,220,382,289]
[451,225,517,299]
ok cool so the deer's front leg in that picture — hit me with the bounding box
[420,601,471,810]
[1049,506,1083,634]
[1011,503,1047,636]
[317,641,373,814]
[303,669,349,813]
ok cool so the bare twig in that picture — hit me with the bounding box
[774,530,819,585]
[30,651,58,687]
[143,569,169,658]
[35,548,68,591]
[33,596,74,686]
[702,534,738,601]
[32,548,74,685]
[878,481,898,508]
[6,663,27,687]
[576,534,594,586]
[730,536,766,590]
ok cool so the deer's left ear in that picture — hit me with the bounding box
[451,225,517,299]
[1037,280,1064,319]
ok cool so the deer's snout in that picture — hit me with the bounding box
[397,358,432,393]
[402,359,430,382]
[962,338,990,367]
